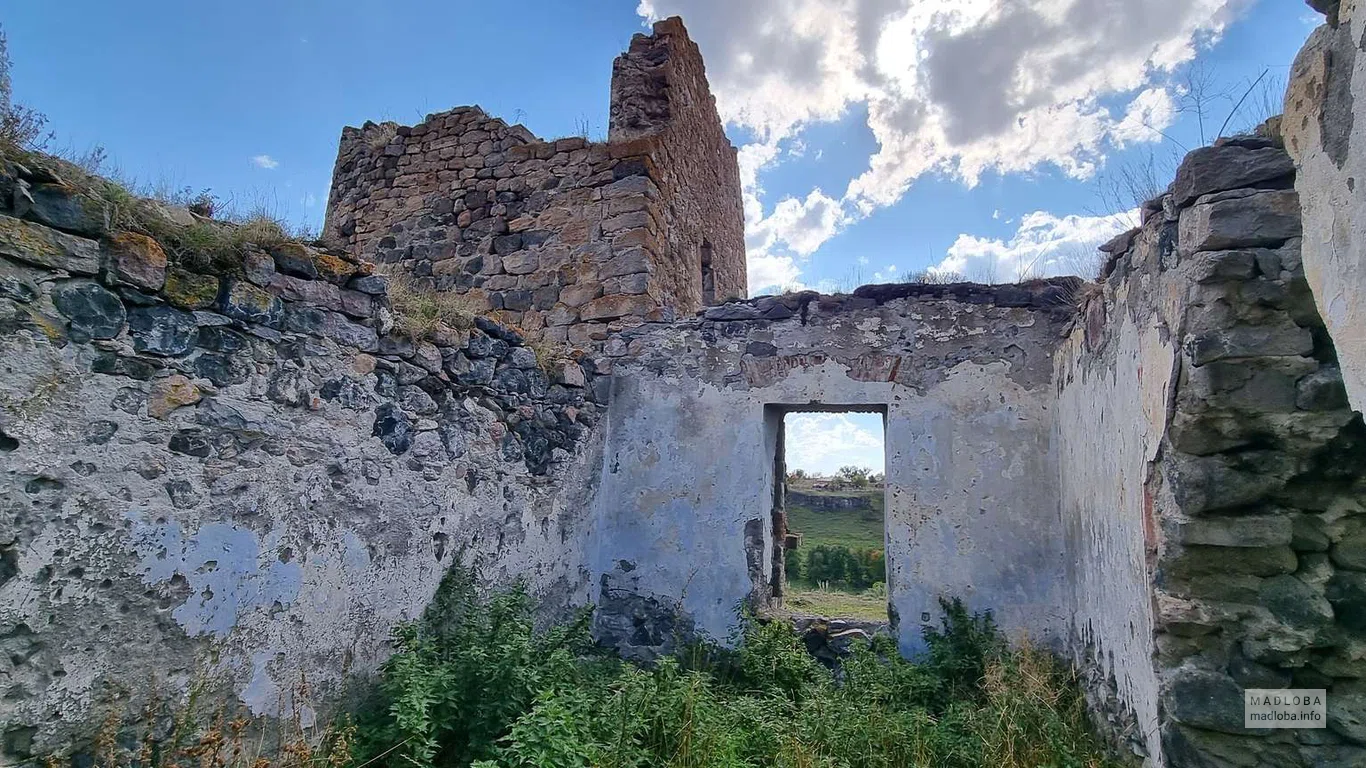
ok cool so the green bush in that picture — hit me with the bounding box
[353,576,1119,768]
[793,544,886,590]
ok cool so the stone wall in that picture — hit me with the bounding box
[1058,131,1366,766]
[322,17,744,349]
[608,17,746,311]
[0,157,608,759]
[1286,4,1366,417]
[587,282,1078,660]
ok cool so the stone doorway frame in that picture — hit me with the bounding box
[761,402,890,613]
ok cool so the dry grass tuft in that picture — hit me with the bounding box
[365,122,399,152]
[978,643,1114,768]
[382,271,482,340]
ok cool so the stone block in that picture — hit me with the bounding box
[503,251,539,275]
[270,242,319,279]
[602,211,650,233]
[603,273,650,295]
[1297,366,1350,411]
[147,375,202,419]
[220,280,285,328]
[1332,533,1366,571]
[164,269,220,310]
[243,248,276,287]
[1186,321,1314,366]
[0,214,100,275]
[127,305,199,356]
[15,182,109,237]
[1327,572,1366,631]
[52,280,125,339]
[104,232,167,291]
[1171,145,1296,207]
[1186,250,1257,283]
[601,247,651,278]
[1179,190,1301,251]
[1174,516,1293,548]
[1163,668,1248,734]
[271,272,344,310]
[312,251,359,285]
[1167,545,1298,579]
[579,294,655,322]
[1257,575,1334,632]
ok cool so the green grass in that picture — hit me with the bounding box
[784,492,889,619]
[783,584,888,621]
[786,498,885,551]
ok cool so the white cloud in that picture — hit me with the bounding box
[1113,88,1177,146]
[745,188,847,292]
[784,412,885,475]
[251,154,279,170]
[639,0,1246,286]
[749,252,806,294]
[931,207,1136,282]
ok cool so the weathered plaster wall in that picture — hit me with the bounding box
[588,283,1078,659]
[323,17,744,348]
[1056,213,1182,764]
[1060,132,1366,767]
[1286,3,1366,414]
[0,158,607,759]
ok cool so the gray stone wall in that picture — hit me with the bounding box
[0,158,607,760]
[587,282,1078,660]
[1059,132,1366,767]
[323,17,745,349]
[1286,5,1366,417]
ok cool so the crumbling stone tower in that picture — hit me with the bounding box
[323,17,745,346]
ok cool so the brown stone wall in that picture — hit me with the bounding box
[323,17,745,348]
[609,18,747,307]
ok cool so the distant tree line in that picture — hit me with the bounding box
[786,544,886,591]
[786,466,884,490]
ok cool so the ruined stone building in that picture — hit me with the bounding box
[323,16,745,348]
[4,9,1366,768]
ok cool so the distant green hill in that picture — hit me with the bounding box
[785,489,884,551]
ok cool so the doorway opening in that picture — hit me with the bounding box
[767,404,888,622]
[700,241,716,306]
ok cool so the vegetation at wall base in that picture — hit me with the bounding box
[33,575,1120,768]
[349,574,1120,768]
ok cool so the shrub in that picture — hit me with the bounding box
[797,544,886,590]
[36,577,1116,768]
[349,576,1119,768]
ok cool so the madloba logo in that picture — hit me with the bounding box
[1244,689,1326,729]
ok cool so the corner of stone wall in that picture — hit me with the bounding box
[1060,123,1366,766]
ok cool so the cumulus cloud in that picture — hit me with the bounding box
[251,154,279,170]
[931,208,1136,282]
[784,412,886,475]
[638,0,1246,287]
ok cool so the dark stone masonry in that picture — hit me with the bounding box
[4,9,1366,768]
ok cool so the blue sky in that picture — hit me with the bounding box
[5,0,1324,471]
[786,413,885,476]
